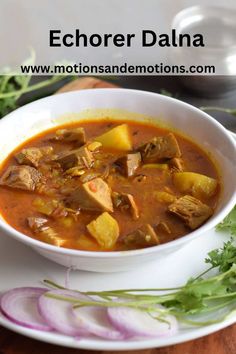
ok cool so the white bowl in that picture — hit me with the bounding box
[0,89,235,272]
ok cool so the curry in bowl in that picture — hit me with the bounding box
[0,120,220,251]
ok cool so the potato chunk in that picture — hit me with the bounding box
[154,191,176,204]
[95,124,132,151]
[142,163,168,170]
[173,172,218,199]
[87,212,119,249]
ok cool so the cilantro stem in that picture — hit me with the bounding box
[193,266,214,281]
[85,286,183,294]
[45,292,177,308]
[172,299,236,317]
[204,292,236,301]
[200,106,236,116]
[43,279,65,289]
[43,279,183,294]
[0,76,13,92]
[176,313,231,326]
[42,233,236,327]
[0,76,67,99]
[45,293,84,303]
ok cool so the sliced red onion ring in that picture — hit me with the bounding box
[38,289,90,337]
[39,289,124,339]
[72,305,125,340]
[107,306,178,338]
[0,287,52,331]
[1,286,178,340]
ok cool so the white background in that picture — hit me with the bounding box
[0,0,236,70]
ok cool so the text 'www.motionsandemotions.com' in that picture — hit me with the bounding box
[20,62,215,75]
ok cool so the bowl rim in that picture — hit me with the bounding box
[0,88,235,258]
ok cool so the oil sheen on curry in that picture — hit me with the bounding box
[0,120,220,251]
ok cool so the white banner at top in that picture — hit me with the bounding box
[1,0,236,75]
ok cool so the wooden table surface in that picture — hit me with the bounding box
[0,324,235,354]
[1,77,235,353]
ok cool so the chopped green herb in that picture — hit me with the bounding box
[0,51,75,118]
[160,89,173,97]
[205,238,236,272]
[216,206,236,237]
[43,232,236,326]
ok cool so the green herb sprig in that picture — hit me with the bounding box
[216,206,236,237]
[43,210,236,327]
[0,51,74,118]
[200,106,236,117]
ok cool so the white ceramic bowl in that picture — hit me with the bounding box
[0,89,235,272]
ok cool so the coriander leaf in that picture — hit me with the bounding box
[0,51,35,117]
[174,291,205,313]
[190,280,228,297]
[14,75,31,89]
[0,96,17,116]
[172,278,229,314]
[43,263,236,323]
[0,49,74,118]
[42,223,236,325]
[205,239,236,272]
[160,89,173,97]
[216,206,236,236]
